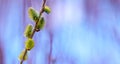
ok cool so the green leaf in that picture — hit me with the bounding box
[19,50,28,61]
[25,38,34,51]
[36,17,45,31]
[24,24,33,38]
[28,7,39,22]
[44,6,51,14]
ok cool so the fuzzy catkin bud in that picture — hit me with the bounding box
[44,6,51,14]
[19,50,28,61]
[25,38,34,51]
[28,7,39,22]
[24,24,33,38]
[36,17,45,30]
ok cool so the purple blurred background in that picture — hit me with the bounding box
[0,0,120,64]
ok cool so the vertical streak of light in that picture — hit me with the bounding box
[112,27,120,45]
[110,0,120,23]
[48,32,53,64]
[84,0,99,26]
[0,0,8,63]
[22,0,26,28]
[0,39,4,64]
[46,0,55,64]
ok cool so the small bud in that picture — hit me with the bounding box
[19,50,28,61]
[36,17,45,30]
[28,7,39,22]
[24,24,33,38]
[25,38,34,50]
[44,6,51,14]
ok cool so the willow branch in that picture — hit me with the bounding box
[20,0,47,64]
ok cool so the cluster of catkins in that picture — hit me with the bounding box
[18,6,51,61]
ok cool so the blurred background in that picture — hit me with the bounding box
[0,0,120,64]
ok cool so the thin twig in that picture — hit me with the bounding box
[20,0,47,64]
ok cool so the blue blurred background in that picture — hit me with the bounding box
[0,0,120,64]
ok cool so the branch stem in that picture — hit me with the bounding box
[20,0,47,64]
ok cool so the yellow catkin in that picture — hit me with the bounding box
[36,17,45,30]
[28,7,39,22]
[19,50,28,61]
[24,24,33,38]
[44,6,51,14]
[25,38,34,51]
